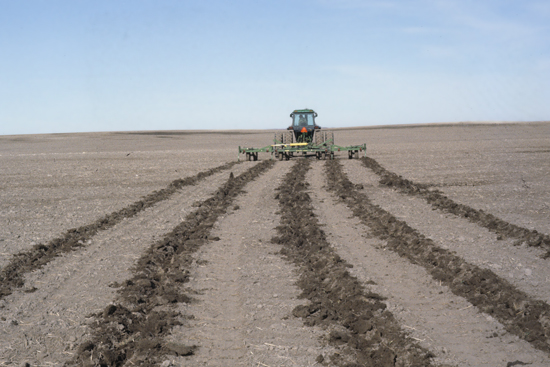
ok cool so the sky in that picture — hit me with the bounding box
[1,0,549,135]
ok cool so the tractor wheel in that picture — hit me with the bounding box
[283,131,293,144]
[314,131,325,146]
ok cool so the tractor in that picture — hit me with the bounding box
[238,109,366,161]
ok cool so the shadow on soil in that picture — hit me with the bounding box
[326,159,550,354]
[0,161,239,301]
[272,159,434,367]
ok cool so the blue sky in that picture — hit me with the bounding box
[1,0,549,135]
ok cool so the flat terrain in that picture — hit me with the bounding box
[0,122,549,366]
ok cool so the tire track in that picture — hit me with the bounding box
[0,161,239,300]
[69,160,275,366]
[309,161,550,366]
[272,159,435,366]
[0,163,255,366]
[325,159,550,353]
[360,156,550,257]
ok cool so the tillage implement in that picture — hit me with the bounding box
[238,109,366,161]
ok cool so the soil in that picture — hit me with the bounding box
[0,123,549,366]
[360,156,550,255]
[272,159,434,367]
[170,161,335,366]
[325,158,550,354]
[0,162,257,365]
[0,161,239,299]
[308,161,550,366]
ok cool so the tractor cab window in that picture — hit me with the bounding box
[293,113,314,127]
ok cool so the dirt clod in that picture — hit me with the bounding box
[0,161,240,301]
[326,158,550,354]
[361,156,550,257]
[272,159,434,366]
[70,160,275,366]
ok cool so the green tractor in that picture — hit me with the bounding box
[238,109,366,161]
[289,109,319,143]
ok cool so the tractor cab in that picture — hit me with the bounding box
[288,109,320,143]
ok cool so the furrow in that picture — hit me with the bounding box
[360,156,550,257]
[326,159,550,353]
[343,159,550,304]
[0,161,239,300]
[68,160,275,366]
[310,161,550,366]
[272,159,435,367]
[170,161,332,366]
[0,163,254,366]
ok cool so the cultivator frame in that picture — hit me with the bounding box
[239,108,366,161]
[238,133,367,161]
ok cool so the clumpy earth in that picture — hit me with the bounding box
[0,122,549,366]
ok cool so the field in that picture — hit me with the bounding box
[1,122,549,366]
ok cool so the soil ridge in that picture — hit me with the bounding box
[326,159,550,353]
[272,159,435,366]
[360,157,550,257]
[69,160,274,366]
[0,161,239,300]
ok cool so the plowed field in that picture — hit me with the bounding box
[1,123,549,366]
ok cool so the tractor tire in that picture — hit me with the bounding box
[314,131,325,146]
[275,133,284,145]
[282,131,293,144]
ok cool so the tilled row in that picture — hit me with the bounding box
[272,159,435,366]
[0,161,239,300]
[360,156,550,257]
[325,159,550,353]
[69,161,275,366]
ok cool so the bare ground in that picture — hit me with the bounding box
[0,122,549,366]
